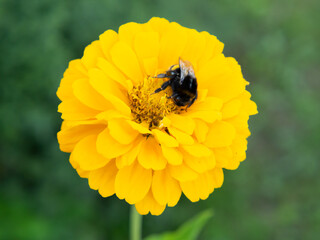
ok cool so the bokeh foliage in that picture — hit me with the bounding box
[0,0,319,239]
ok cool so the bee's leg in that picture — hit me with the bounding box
[157,71,176,78]
[167,92,179,99]
[154,80,172,93]
[186,92,198,109]
[156,73,168,78]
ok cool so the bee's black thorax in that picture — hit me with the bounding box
[154,59,198,108]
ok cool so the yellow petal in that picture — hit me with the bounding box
[81,41,104,69]
[181,143,212,157]
[197,54,229,82]
[58,98,99,120]
[168,114,195,135]
[230,135,248,166]
[232,136,247,158]
[135,190,166,216]
[96,128,133,159]
[183,152,216,173]
[143,57,158,76]
[204,121,236,148]
[210,168,224,188]
[126,121,152,134]
[210,73,246,103]
[88,160,117,192]
[193,119,209,143]
[108,119,139,145]
[96,110,129,122]
[226,112,249,134]
[180,29,206,69]
[184,110,221,123]
[159,116,171,128]
[134,31,160,61]
[152,129,178,147]
[185,97,223,122]
[88,68,131,116]
[58,122,105,152]
[88,168,106,190]
[133,31,159,76]
[71,135,111,171]
[180,172,213,202]
[147,17,170,36]
[213,147,234,169]
[237,91,258,116]
[168,127,194,145]
[137,138,167,170]
[98,160,118,197]
[57,78,74,102]
[152,169,181,206]
[118,22,143,47]
[110,41,143,85]
[97,58,128,89]
[222,99,242,119]
[76,168,90,178]
[191,97,223,111]
[158,22,188,70]
[99,29,118,61]
[198,31,224,66]
[69,152,78,169]
[224,158,240,170]
[73,78,111,111]
[169,163,198,182]
[116,138,143,169]
[115,162,152,204]
[88,68,127,102]
[227,57,246,79]
[161,145,183,165]
[57,60,87,101]
[196,89,209,103]
[60,118,104,129]
[198,56,247,102]
[125,79,134,91]
[246,100,258,116]
[65,58,87,76]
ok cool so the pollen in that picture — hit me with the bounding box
[128,76,180,129]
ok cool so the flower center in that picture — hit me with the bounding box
[128,76,180,129]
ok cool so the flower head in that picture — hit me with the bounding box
[57,17,258,215]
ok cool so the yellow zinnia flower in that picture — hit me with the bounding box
[57,17,258,215]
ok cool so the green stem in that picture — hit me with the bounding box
[130,205,142,240]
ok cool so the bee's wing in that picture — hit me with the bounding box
[179,58,196,84]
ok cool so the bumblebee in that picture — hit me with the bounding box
[154,58,198,108]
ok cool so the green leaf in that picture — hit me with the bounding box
[144,209,213,240]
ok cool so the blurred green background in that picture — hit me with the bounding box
[1,0,319,239]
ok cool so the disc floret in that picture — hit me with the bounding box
[129,77,180,129]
